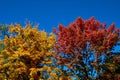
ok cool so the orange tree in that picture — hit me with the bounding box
[0,24,64,80]
[53,17,120,79]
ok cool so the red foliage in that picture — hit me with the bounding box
[53,17,120,59]
[107,23,115,34]
[53,17,120,79]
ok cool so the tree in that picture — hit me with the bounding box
[0,24,61,80]
[0,17,119,80]
[53,17,120,79]
[98,51,120,80]
[0,24,9,52]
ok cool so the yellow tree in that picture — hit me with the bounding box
[0,24,61,80]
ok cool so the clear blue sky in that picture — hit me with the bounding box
[0,0,120,32]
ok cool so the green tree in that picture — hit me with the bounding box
[0,24,9,52]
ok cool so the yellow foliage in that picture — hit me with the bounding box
[0,24,57,79]
[45,52,52,56]
[40,31,47,40]
[49,72,58,80]
[8,24,15,33]
[59,76,70,80]
[0,40,3,44]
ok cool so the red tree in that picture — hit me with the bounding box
[53,17,120,79]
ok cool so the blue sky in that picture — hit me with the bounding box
[0,0,120,32]
[0,0,119,78]
[0,0,120,51]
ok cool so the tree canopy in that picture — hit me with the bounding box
[0,17,120,80]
